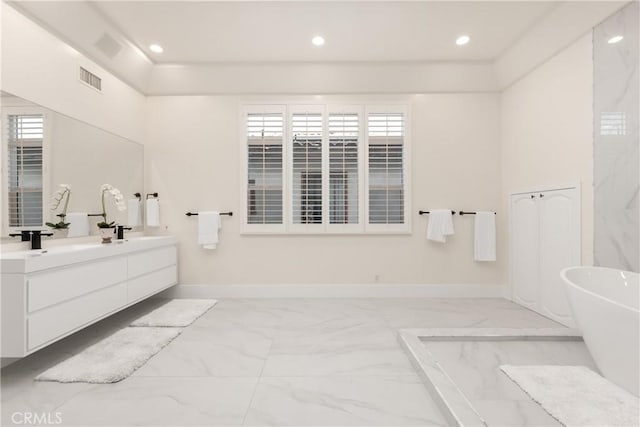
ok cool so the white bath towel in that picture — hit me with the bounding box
[127,199,142,227]
[198,211,221,250]
[66,212,90,237]
[474,211,496,261]
[426,209,455,242]
[146,198,160,227]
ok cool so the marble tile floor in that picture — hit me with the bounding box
[1,298,563,426]
[423,337,597,426]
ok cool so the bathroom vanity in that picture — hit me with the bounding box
[1,236,177,357]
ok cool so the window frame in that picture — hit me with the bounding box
[364,105,411,234]
[288,104,325,234]
[241,103,410,235]
[326,105,365,234]
[1,106,51,236]
[240,104,287,234]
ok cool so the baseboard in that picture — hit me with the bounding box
[159,283,507,299]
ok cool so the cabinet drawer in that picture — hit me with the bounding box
[128,265,177,303]
[28,257,127,312]
[28,283,127,350]
[128,246,176,279]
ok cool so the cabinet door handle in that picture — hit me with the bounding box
[539,193,545,198]
[530,194,535,199]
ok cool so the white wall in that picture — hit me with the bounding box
[145,94,503,285]
[0,4,146,143]
[148,62,498,95]
[501,33,594,266]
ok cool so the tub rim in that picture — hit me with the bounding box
[560,266,639,313]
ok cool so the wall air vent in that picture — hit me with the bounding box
[79,67,102,91]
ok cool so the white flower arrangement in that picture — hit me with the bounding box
[98,184,127,228]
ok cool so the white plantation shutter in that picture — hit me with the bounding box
[246,112,283,224]
[329,113,359,224]
[368,112,405,225]
[291,113,323,224]
[242,104,409,234]
[6,114,45,228]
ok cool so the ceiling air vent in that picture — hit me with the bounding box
[95,33,123,59]
[79,67,102,91]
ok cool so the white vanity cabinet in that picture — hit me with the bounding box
[1,236,177,357]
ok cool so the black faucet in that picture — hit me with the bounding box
[30,230,53,250]
[8,230,53,250]
[9,230,32,242]
[115,225,132,240]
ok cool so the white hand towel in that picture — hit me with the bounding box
[426,209,455,242]
[66,212,90,237]
[127,199,142,227]
[198,211,221,250]
[146,199,160,227]
[475,211,496,261]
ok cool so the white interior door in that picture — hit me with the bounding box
[510,193,540,310]
[538,188,580,327]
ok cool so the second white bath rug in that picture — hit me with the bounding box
[130,298,217,327]
[500,365,639,427]
[36,327,181,383]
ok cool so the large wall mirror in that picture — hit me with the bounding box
[1,92,144,240]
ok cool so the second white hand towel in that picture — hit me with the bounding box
[146,198,160,227]
[475,211,496,261]
[67,213,90,237]
[127,199,142,227]
[426,209,455,242]
[198,211,221,250]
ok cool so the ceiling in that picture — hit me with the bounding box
[6,1,627,94]
[15,1,560,64]
[91,1,558,63]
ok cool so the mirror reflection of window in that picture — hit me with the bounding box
[5,113,45,228]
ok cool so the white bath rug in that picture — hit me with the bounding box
[36,327,181,383]
[130,298,217,327]
[500,365,640,427]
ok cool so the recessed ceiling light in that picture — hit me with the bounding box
[456,35,470,46]
[608,35,624,44]
[149,44,164,53]
[312,36,325,47]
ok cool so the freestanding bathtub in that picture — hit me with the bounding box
[561,266,639,396]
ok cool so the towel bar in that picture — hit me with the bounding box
[418,210,456,215]
[458,211,497,216]
[185,212,233,217]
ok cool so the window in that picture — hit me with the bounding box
[367,112,405,225]
[4,112,46,230]
[242,104,409,233]
[291,112,323,225]
[329,113,359,225]
[246,110,284,227]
